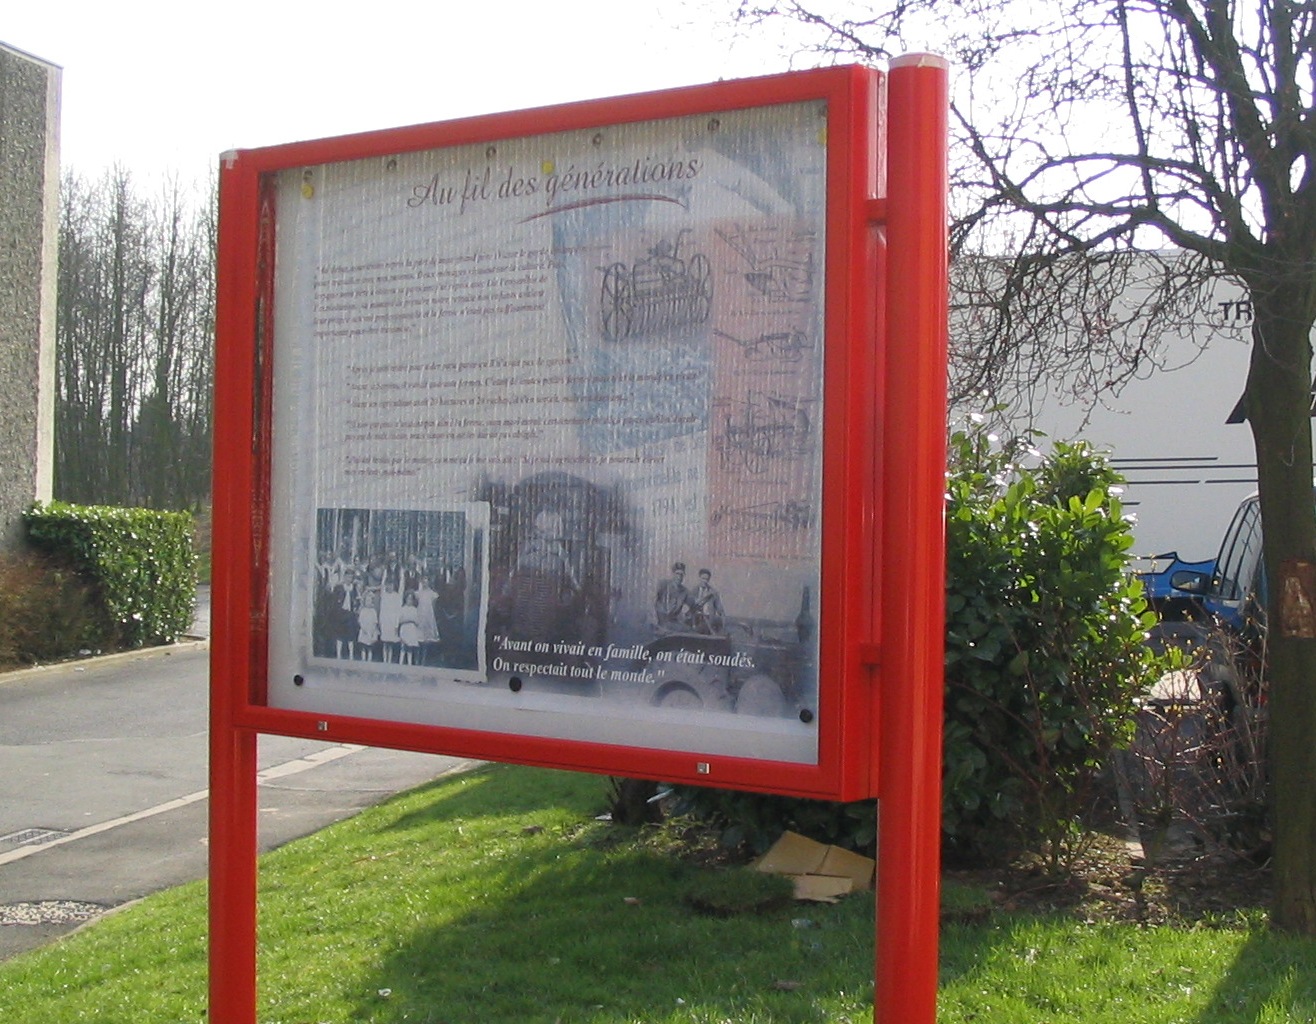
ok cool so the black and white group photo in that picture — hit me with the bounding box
[311,507,483,672]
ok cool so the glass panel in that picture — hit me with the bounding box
[265,100,829,766]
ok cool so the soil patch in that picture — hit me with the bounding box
[946,834,1271,926]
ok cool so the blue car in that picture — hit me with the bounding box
[1136,552,1218,622]
[1166,493,1264,635]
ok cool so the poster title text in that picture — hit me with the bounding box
[408,156,703,214]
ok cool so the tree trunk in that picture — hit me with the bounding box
[1246,283,1316,933]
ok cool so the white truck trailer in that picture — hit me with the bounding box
[964,256,1280,566]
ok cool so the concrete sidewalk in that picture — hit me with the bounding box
[0,618,470,963]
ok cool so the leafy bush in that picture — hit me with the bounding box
[24,501,197,649]
[942,424,1160,865]
[0,551,110,667]
[676,423,1160,867]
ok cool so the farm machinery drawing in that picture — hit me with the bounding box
[600,230,713,340]
[713,327,813,363]
[710,499,814,532]
[716,392,815,475]
[714,225,816,303]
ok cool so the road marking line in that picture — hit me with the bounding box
[0,744,364,868]
[257,744,362,780]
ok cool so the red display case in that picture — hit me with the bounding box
[211,59,947,1024]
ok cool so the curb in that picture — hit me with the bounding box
[0,637,210,686]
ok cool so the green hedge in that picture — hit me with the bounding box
[24,501,198,649]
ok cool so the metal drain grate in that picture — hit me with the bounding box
[0,828,68,848]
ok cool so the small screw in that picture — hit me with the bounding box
[509,677,523,693]
[799,708,815,724]
[293,674,304,686]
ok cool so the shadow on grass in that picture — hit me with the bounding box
[280,765,877,1024]
[1196,928,1316,1022]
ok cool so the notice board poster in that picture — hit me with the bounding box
[266,100,828,765]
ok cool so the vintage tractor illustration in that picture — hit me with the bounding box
[716,392,815,475]
[640,616,813,719]
[600,229,713,340]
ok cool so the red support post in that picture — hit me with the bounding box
[208,721,258,1022]
[877,54,950,1024]
[209,151,263,1024]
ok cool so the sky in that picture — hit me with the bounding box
[3,0,817,188]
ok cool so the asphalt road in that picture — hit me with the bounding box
[0,613,471,962]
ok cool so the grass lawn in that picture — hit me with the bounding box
[0,763,1313,1023]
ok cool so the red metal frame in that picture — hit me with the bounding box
[215,65,883,801]
[210,61,948,1024]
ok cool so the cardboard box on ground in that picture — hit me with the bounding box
[753,831,876,903]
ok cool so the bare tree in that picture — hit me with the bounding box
[736,0,1316,931]
[131,176,215,509]
[55,169,214,511]
[55,169,150,504]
